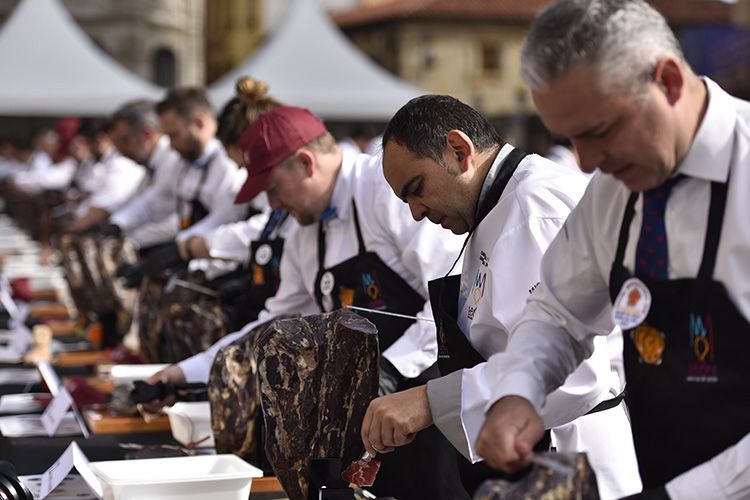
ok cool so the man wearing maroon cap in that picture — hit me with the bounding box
[154,105,471,499]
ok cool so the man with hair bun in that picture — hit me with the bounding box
[475,1,750,498]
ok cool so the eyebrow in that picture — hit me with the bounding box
[399,175,421,202]
[573,120,612,139]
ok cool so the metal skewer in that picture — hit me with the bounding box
[344,305,435,323]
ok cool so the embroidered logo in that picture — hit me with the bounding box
[686,313,718,383]
[471,271,486,304]
[467,306,477,320]
[361,272,385,309]
[479,251,489,267]
[438,323,450,358]
[528,282,541,295]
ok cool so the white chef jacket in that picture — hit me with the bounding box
[486,78,750,500]
[110,138,247,242]
[178,150,465,383]
[425,146,640,499]
[75,148,145,216]
[72,157,105,195]
[11,150,53,193]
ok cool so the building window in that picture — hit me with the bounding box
[153,48,177,88]
[480,41,501,74]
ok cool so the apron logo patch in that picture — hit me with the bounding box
[438,324,450,358]
[361,272,385,309]
[687,313,718,383]
[632,323,665,365]
[252,263,265,286]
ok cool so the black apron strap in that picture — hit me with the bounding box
[585,388,627,415]
[473,148,527,227]
[697,180,729,280]
[317,220,326,272]
[350,199,367,255]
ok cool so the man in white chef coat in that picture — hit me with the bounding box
[362,94,641,499]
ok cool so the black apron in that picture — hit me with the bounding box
[220,210,289,331]
[176,152,215,230]
[248,210,288,309]
[313,201,467,500]
[609,178,750,488]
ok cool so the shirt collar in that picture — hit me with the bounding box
[192,138,221,168]
[477,143,513,208]
[677,77,735,183]
[324,149,359,223]
[148,135,170,169]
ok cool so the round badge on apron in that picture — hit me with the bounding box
[254,244,273,266]
[611,277,652,330]
[319,271,335,296]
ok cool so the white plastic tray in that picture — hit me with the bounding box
[91,454,262,500]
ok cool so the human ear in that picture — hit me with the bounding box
[445,129,475,172]
[653,58,684,105]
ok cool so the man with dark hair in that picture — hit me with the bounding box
[362,94,641,499]
[113,87,249,288]
[69,118,146,232]
[475,1,750,498]
[150,105,469,500]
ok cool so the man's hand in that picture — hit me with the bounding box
[475,395,545,473]
[361,385,432,457]
[139,365,187,413]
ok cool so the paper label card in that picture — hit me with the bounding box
[40,441,102,499]
[37,360,62,395]
[40,387,73,436]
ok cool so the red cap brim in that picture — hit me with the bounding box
[234,168,273,204]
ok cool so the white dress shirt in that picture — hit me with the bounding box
[178,151,465,383]
[110,137,180,249]
[110,138,247,242]
[426,146,640,499]
[486,79,750,500]
[75,148,145,215]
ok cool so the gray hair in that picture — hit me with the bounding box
[112,99,160,132]
[521,0,688,97]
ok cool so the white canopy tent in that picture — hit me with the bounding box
[0,0,163,116]
[207,0,424,121]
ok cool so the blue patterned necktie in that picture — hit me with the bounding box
[635,175,684,280]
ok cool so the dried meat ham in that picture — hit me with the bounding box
[256,309,379,500]
[342,455,381,487]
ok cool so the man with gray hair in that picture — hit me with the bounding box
[103,100,180,250]
[474,1,750,499]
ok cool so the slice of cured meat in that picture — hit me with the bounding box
[342,455,381,487]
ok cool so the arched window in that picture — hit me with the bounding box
[152,48,177,87]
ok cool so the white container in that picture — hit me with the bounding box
[109,364,170,385]
[164,401,215,448]
[91,454,263,500]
